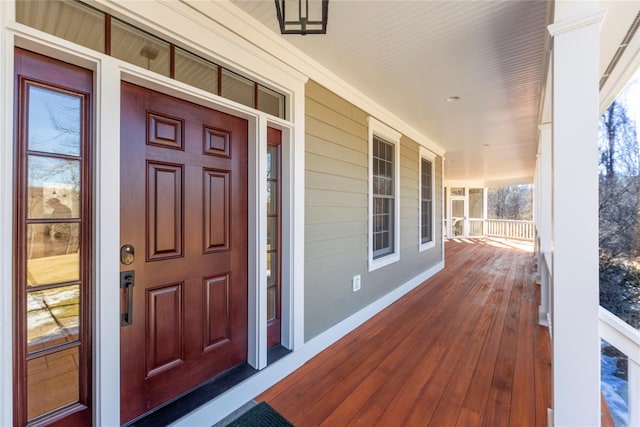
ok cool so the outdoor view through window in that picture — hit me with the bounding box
[599,67,640,427]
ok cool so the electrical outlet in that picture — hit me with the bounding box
[352,275,361,292]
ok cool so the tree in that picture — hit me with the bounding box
[599,99,640,258]
[598,85,640,328]
[599,99,639,178]
[487,184,533,220]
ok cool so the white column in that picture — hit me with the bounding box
[94,56,122,427]
[549,8,606,426]
[482,187,488,236]
[538,123,552,327]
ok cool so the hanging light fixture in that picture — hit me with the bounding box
[275,0,328,35]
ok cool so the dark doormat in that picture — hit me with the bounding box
[226,402,294,427]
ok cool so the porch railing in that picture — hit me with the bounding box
[599,306,640,427]
[485,219,535,241]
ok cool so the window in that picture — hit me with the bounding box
[420,148,436,251]
[368,118,401,271]
[15,0,287,119]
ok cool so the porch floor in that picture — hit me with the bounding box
[259,238,551,426]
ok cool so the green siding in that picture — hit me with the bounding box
[304,80,443,340]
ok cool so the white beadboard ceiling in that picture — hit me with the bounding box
[229,0,640,185]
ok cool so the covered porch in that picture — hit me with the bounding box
[259,238,550,426]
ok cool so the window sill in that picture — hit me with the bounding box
[419,241,435,252]
[368,252,400,272]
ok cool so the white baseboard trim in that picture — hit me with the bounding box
[171,260,444,426]
[539,306,549,327]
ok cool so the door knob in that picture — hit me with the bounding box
[121,244,135,265]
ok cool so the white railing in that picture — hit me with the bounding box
[599,307,640,427]
[468,219,484,236]
[538,249,552,329]
[485,219,535,241]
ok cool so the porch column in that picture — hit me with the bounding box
[482,187,488,237]
[538,123,551,327]
[548,8,606,426]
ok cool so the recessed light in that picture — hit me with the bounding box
[483,144,490,147]
[446,96,460,102]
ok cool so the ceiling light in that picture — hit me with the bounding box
[446,96,461,102]
[275,0,329,35]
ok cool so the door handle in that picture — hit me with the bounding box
[120,270,135,326]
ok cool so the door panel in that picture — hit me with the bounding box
[120,82,248,423]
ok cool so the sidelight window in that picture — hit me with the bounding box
[14,49,93,425]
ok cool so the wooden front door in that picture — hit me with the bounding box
[119,82,248,424]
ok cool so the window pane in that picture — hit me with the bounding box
[267,217,277,251]
[175,48,218,94]
[452,200,464,218]
[267,252,276,286]
[451,187,465,196]
[28,156,80,219]
[258,85,285,118]
[27,223,80,286]
[28,86,82,156]
[267,284,276,321]
[17,0,105,53]
[267,146,274,179]
[267,181,278,216]
[221,69,254,108]
[27,285,80,352]
[111,18,170,76]
[27,346,79,420]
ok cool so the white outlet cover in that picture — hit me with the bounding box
[352,275,361,292]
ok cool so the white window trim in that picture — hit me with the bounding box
[419,147,436,252]
[368,117,401,272]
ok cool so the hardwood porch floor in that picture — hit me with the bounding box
[259,238,551,426]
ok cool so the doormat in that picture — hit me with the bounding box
[227,402,294,427]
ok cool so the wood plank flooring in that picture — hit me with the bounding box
[259,238,551,426]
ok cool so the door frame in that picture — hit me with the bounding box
[450,196,467,237]
[1,4,307,423]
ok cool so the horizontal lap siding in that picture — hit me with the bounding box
[304,80,443,340]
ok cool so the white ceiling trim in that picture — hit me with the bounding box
[599,14,640,113]
[186,0,446,157]
[97,0,308,92]
[548,8,608,37]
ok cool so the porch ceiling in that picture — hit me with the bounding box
[228,0,639,186]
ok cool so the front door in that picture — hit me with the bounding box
[451,198,466,237]
[119,82,248,423]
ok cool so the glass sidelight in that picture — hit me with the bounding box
[14,49,92,425]
[266,129,282,348]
